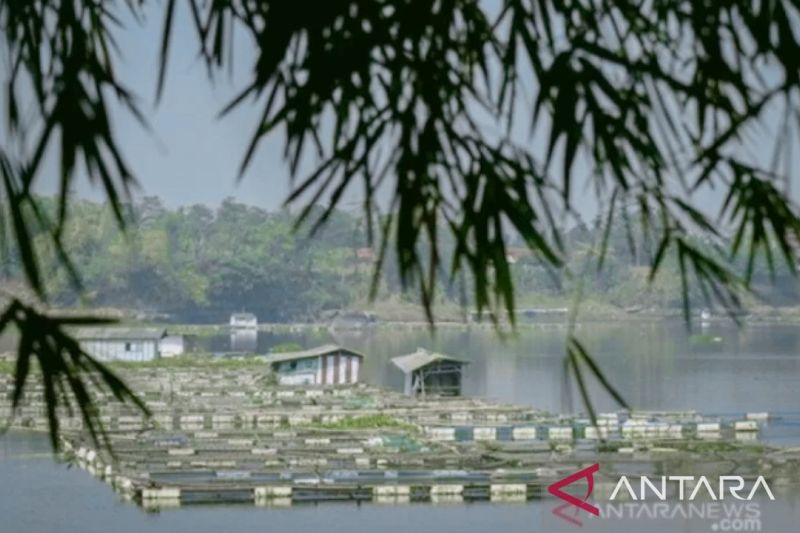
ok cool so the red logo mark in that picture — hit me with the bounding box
[547,463,600,522]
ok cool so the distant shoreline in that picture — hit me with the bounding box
[159,308,800,336]
[5,302,800,345]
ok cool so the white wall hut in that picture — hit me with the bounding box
[159,335,186,358]
[265,344,364,386]
[392,348,468,397]
[76,327,166,362]
[230,312,258,329]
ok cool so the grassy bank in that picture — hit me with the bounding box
[107,354,269,371]
[306,414,418,433]
[0,354,271,376]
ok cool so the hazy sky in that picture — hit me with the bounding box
[33,3,295,209]
[20,2,796,221]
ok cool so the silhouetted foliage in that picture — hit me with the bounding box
[2,0,800,447]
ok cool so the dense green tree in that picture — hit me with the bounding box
[4,196,797,321]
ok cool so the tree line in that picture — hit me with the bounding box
[1,195,795,323]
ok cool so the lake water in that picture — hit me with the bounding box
[3,320,800,532]
[2,430,798,533]
[211,321,800,442]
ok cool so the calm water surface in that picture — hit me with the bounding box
[3,321,800,532]
[215,321,800,425]
[1,431,798,533]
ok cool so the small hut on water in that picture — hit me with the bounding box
[76,327,167,362]
[265,345,364,386]
[391,348,468,397]
[230,312,257,329]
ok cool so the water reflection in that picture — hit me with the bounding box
[229,329,257,354]
[1,432,799,533]
[3,320,800,532]
[197,321,800,421]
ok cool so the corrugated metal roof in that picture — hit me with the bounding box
[264,344,365,364]
[75,327,166,341]
[391,348,468,374]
